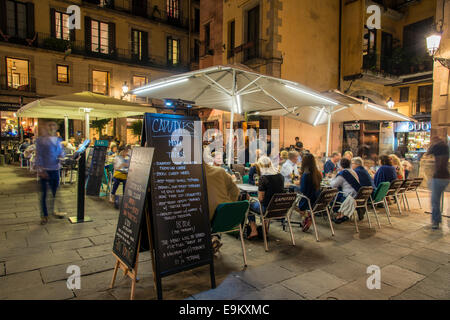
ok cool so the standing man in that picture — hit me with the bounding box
[35,120,65,225]
[295,137,303,150]
[427,136,449,230]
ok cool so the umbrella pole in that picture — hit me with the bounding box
[227,109,234,166]
[64,116,69,142]
[326,111,331,158]
[84,110,90,141]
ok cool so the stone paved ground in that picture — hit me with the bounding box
[0,165,449,300]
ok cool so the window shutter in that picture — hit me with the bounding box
[108,22,115,55]
[85,17,92,52]
[142,31,148,61]
[0,0,6,35]
[167,37,172,65]
[50,8,56,38]
[26,2,35,39]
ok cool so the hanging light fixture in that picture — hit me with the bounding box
[122,81,129,95]
[387,97,395,109]
[426,32,442,57]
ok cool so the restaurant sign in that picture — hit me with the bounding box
[395,121,431,133]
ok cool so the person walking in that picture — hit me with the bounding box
[427,136,449,230]
[35,120,65,225]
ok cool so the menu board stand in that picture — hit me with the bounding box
[142,113,216,300]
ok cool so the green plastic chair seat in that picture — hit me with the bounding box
[242,175,249,184]
[211,201,249,234]
[373,182,390,203]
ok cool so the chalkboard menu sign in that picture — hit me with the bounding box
[113,147,154,269]
[86,143,108,196]
[143,113,214,285]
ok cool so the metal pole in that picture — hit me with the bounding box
[64,116,69,142]
[227,70,236,166]
[326,111,331,157]
[84,111,90,141]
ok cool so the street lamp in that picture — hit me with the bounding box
[122,82,129,95]
[426,31,450,69]
[387,97,395,109]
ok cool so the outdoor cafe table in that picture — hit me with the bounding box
[236,183,258,193]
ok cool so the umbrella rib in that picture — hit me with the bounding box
[237,76,262,95]
[193,72,230,101]
[202,74,232,96]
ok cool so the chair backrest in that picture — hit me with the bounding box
[354,186,373,207]
[407,177,423,191]
[242,175,249,184]
[312,188,339,212]
[264,193,297,219]
[233,171,242,183]
[211,201,249,233]
[398,179,414,194]
[373,182,390,202]
[386,179,404,196]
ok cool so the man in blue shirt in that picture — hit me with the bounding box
[351,157,375,189]
[323,151,341,176]
[35,120,65,224]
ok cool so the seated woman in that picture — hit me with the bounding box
[296,153,322,231]
[110,146,131,203]
[248,156,284,239]
[330,158,361,223]
[374,155,398,187]
[389,154,405,180]
[248,149,262,185]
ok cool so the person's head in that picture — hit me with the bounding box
[212,151,223,166]
[111,145,118,154]
[351,157,364,170]
[300,153,322,190]
[288,150,299,163]
[389,154,401,167]
[61,141,68,148]
[42,120,58,136]
[257,156,277,176]
[69,137,75,144]
[340,158,351,169]
[331,151,341,163]
[295,137,299,142]
[379,155,392,166]
[280,150,289,160]
[343,151,353,160]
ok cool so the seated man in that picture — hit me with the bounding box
[280,150,300,191]
[204,163,240,252]
[324,151,341,176]
[352,157,375,189]
[330,158,361,223]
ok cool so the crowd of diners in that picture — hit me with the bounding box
[204,136,449,252]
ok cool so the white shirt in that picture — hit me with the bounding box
[330,169,360,197]
[280,159,299,183]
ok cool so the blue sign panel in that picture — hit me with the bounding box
[395,122,431,133]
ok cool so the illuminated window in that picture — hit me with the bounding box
[54,11,70,40]
[57,65,69,83]
[91,20,109,54]
[167,37,180,66]
[92,70,109,95]
[6,57,29,89]
[131,29,148,61]
[132,76,147,89]
[167,0,179,19]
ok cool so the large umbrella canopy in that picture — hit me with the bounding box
[131,65,339,114]
[257,90,413,156]
[17,91,156,120]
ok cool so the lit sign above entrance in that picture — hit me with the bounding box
[395,121,431,133]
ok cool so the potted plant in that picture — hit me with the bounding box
[130,120,143,143]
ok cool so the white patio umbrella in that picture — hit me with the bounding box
[17,91,156,141]
[131,64,339,164]
[258,90,413,156]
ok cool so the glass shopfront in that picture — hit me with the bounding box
[394,121,431,161]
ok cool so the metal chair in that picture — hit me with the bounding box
[249,193,297,251]
[385,179,405,215]
[396,179,414,212]
[405,177,424,209]
[369,182,392,227]
[211,201,250,266]
[299,188,338,242]
[352,186,374,233]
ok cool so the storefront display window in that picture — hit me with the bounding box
[395,121,431,161]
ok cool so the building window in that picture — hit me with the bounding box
[194,8,200,33]
[6,0,28,38]
[91,19,109,54]
[399,87,409,102]
[193,39,200,62]
[204,23,211,52]
[131,29,148,61]
[132,75,147,89]
[363,26,377,69]
[56,65,69,83]
[245,6,260,61]
[92,70,109,95]
[416,85,432,114]
[6,57,29,89]
[167,37,180,66]
[167,0,180,19]
[228,20,235,58]
[52,10,71,40]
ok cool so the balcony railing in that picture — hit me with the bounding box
[228,39,268,64]
[0,74,36,93]
[6,33,190,72]
[362,52,433,76]
[82,0,189,30]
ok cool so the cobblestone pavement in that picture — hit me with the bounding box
[0,165,449,300]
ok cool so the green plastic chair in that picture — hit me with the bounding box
[369,182,392,227]
[242,175,249,184]
[211,201,249,266]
